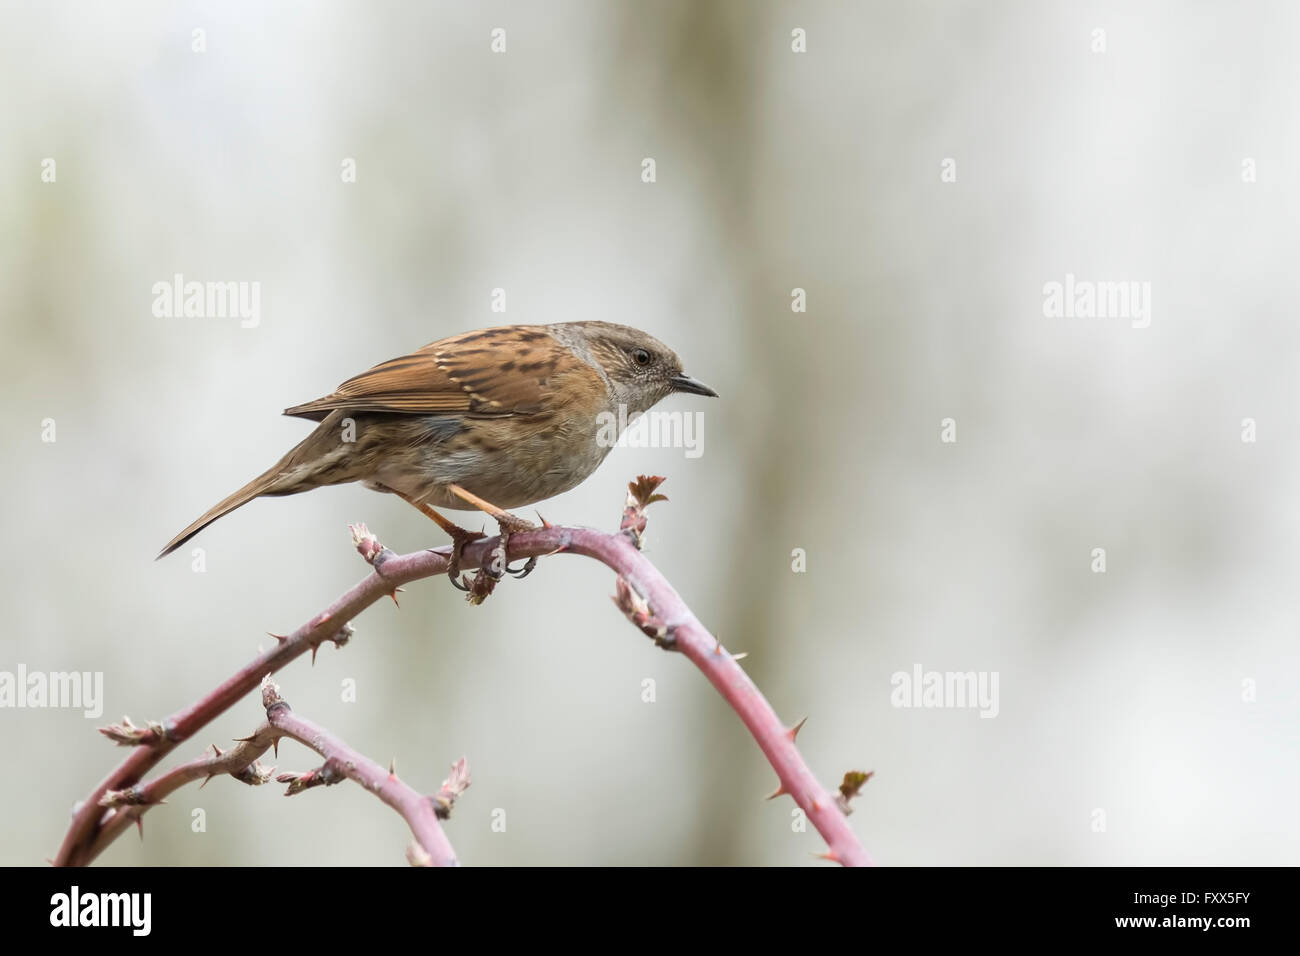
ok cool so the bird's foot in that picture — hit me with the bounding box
[378,484,488,594]
[445,525,487,593]
[462,524,538,604]
[479,528,538,579]
[438,484,541,600]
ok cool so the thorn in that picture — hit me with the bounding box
[766,784,787,800]
[211,744,224,757]
[713,642,727,656]
[268,632,288,643]
[272,739,279,759]
[536,510,553,529]
[388,587,405,607]
[815,850,839,863]
[135,816,144,840]
[731,651,748,662]
[200,774,214,789]
[310,643,320,665]
[389,758,397,779]
[787,717,808,741]
[811,799,822,812]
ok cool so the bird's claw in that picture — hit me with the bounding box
[506,556,537,579]
[445,526,486,593]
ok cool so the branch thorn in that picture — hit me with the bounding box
[787,717,808,741]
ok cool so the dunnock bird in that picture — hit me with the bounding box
[159,321,716,587]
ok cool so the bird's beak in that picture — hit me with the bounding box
[669,373,718,398]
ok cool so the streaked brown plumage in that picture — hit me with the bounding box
[159,321,716,559]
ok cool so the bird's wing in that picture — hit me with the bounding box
[282,325,558,420]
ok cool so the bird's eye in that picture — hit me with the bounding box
[632,348,652,367]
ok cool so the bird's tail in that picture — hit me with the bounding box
[157,412,354,559]
[156,466,285,559]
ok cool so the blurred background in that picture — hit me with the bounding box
[3,0,1298,865]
